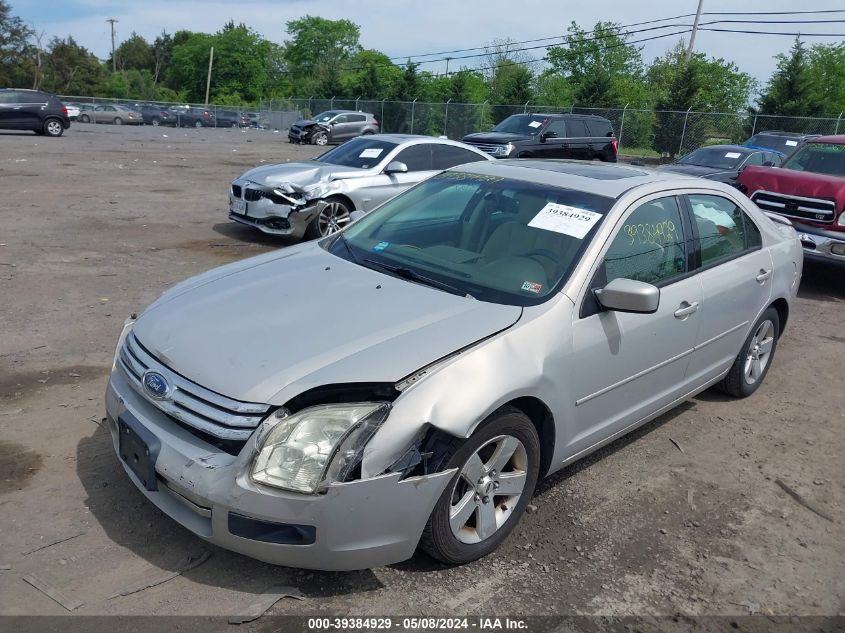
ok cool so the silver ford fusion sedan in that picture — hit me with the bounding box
[107,160,802,570]
[227,134,492,239]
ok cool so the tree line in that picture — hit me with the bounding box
[1,3,844,135]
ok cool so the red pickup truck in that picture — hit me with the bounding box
[737,135,845,265]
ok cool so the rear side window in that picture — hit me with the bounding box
[586,119,612,137]
[348,114,366,123]
[0,91,16,103]
[395,144,433,171]
[688,194,761,266]
[432,145,487,170]
[604,196,687,285]
[566,119,588,137]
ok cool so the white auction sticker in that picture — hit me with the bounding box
[785,140,798,147]
[725,152,741,159]
[528,120,543,129]
[528,203,603,239]
[359,148,384,158]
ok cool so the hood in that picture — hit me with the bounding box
[462,132,534,144]
[292,118,327,128]
[239,161,366,187]
[133,244,522,404]
[658,164,737,180]
[739,166,845,210]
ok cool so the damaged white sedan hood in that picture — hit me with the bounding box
[240,161,369,188]
[133,243,522,405]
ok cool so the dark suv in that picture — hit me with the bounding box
[462,113,617,161]
[743,131,821,157]
[215,110,248,127]
[0,89,71,137]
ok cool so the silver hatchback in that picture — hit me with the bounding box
[109,161,802,570]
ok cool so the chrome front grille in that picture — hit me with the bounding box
[752,190,836,224]
[118,333,270,441]
[465,143,502,155]
[231,184,242,198]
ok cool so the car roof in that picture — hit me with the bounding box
[365,133,486,147]
[453,159,703,198]
[808,134,845,144]
[751,130,819,138]
[687,144,755,153]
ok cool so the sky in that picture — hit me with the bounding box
[8,0,845,89]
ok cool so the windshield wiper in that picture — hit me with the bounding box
[363,258,468,297]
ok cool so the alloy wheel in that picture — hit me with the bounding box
[317,202,351,236]
[744,319,775,385]
[45,120,63,137]
[449,435,528,544]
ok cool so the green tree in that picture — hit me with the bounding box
[0,0,34,87]
[652,60,701,157]
[151,31,173,85]
[111,32,153,72]
[806,43,845,115]
[283,15,361,96]
[545,21,647,108]
[41,36,107,95]
[758,38,818,116]
[342,49,401,99]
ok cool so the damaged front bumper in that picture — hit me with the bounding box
[228,179,326,238]
[105,366,454,570]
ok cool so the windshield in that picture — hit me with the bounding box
[677,147,748,169]
[782,143,845,177]
[330,171,613,306]
[746,134,803,153]
[492,115,549,136]
[315,138,398,169]
[313,111,339,123]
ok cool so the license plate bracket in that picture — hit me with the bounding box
[232,199,246,215]
[118,412,161,491]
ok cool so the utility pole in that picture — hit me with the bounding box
[204,46,214,106]
[444,57,453,77]
[685,0,704,62]
[106,18,118,72]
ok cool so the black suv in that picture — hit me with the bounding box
[462,113,617,161]
[0,89,71,137]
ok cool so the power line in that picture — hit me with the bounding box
[699,27,845,36]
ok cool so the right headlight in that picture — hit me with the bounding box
[250,402,390,494]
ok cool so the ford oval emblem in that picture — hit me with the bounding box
[142,370,170,400]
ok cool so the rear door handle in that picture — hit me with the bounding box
[674,301,700,319]
[756,269,772,283]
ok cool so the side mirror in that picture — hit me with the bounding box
[539,131,555,143]
[595,278,660,314]
[384,161,408,174]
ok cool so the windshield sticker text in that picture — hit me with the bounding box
[373,241,389,251]
[725,152,741,159]
[785,140,798,146]
[528,203,602,239]
[521,281,543,294]
[528,121,543,129]
[360,148,384,158]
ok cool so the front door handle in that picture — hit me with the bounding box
[674,301,700,319]
[756,269,772,283]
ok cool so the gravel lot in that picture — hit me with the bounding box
[0,124,843,626]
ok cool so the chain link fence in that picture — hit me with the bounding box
[60,94,845,159]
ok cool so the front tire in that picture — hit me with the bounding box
[113,117,123,125]
[305,197,352,239]
[195,120,203,129]
[717,307,780,398]
[312,131,328,146]
[419,407,540,565]
[43,118,64,137]
[151,117,160,126]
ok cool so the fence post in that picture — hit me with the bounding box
[618,103,629,152]
[410,98,417,134]
[381,98,386,131]
[444,98,451,136]
[523,100,530,114]
[307,96,313,114]
[480,100,488,129]
[569,104,574,113]
[330,96,335,109]
[836,112,844,135]
[678,106,693,156]
[750,114,758,137]
[355,96,360,112]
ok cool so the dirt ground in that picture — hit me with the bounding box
[0,124,843,626]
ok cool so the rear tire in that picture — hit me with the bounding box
[717,307,780,398]
[151,117,160,126]
[419,406,540,565]
[43,118,64,137]
[195,120,203,128]
[113,117,123,125]
[79,114,90,123]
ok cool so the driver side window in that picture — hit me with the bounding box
[603,197,687,286]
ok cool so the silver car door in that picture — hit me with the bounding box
[568,194,702,454]
[349,144,438,212]
[683,192,773,385]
